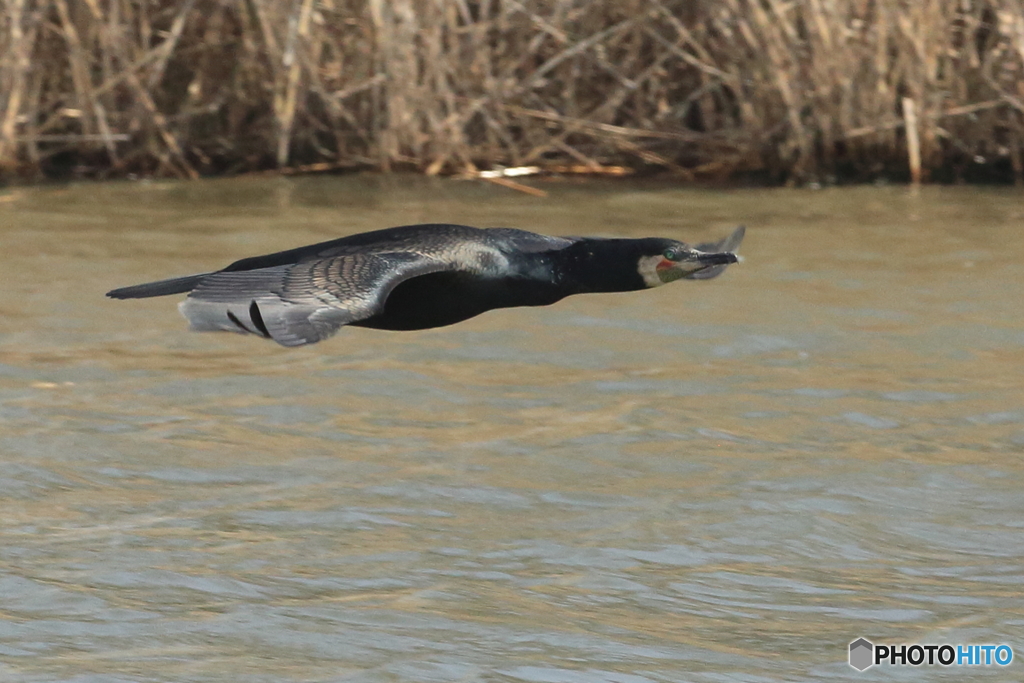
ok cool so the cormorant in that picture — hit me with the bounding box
[107,223,744,347]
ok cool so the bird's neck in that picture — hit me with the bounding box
[557,239,648,294]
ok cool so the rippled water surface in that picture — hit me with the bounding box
[1,177,1022,682]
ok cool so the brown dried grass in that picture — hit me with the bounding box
[1,0,1023,183]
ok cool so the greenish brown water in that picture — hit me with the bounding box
[1,177,1022,682]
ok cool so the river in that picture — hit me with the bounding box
[1,176,1021,681]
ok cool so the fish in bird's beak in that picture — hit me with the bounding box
[681,224,745,281]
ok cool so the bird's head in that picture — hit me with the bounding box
[635,238,739,288]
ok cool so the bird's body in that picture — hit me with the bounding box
[108,223,744,347]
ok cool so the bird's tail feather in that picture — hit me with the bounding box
[106,273,211,299]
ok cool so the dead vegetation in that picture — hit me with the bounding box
[1,0,1023,183]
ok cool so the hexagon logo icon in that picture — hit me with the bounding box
[849,638,874,671]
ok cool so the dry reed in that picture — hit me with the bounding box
[1,0,1023,183]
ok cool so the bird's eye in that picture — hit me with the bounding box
[663,249,678,261]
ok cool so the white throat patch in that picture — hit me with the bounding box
[637,255,667,288]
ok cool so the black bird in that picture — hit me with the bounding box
[107,223,744,347]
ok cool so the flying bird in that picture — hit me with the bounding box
[107,223,745,347]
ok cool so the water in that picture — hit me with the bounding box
[1,177,1022,682]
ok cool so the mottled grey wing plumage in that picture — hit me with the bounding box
[487,228,576,253]
[174,226,578,346]
[179,251,448,347]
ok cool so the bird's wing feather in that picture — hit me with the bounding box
[486,228,577,253]
[179,252,449,347]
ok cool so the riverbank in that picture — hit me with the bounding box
[2,0,1022,184]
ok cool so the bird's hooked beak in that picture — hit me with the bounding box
[656,249,738,282]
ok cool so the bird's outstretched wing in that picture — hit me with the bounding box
[179,251,449,347]
[686,225,745,280]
